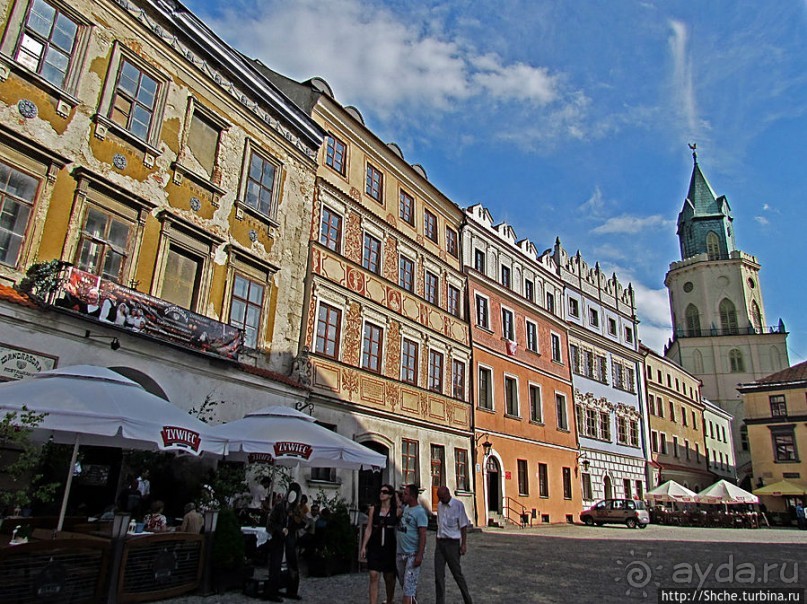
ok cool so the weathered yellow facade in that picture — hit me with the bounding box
[0,0,322,373]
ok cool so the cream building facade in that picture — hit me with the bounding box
[642,344,713,491]
[665,152,788,485]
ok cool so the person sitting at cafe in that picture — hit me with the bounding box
[179,502,204,534]
[143,500,170,532]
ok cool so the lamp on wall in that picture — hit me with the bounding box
[84,330,121,350]
[474,433,493,457]
[577,451,590,472]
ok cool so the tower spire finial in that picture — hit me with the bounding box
[688,142,697,164]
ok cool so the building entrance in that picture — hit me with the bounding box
[486,456,501,514]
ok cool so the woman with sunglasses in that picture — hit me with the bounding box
[360,484,400,604]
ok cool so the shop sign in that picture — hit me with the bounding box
[0,344,57,381]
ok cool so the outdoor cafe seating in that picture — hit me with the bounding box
[0,514,206,603]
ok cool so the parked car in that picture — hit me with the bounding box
[580,499,650,529]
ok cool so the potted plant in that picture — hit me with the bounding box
[212,508,249,593]
[306,493,356,577]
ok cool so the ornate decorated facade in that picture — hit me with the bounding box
[553,241,649,506]
[252,66,474,513]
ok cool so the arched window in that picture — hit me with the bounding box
[706,231,720,260]
[729,349,745,373]
[751,300,762,331]
[719,299,738,334]
[685,304,701,336]
[693,349,704,373]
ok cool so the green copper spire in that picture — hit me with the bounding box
[676,146,736,260]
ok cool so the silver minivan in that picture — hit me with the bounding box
[580,499,650,529]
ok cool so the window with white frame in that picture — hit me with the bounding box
[568,297,579,317]
[13,0,86,91]
[447,284,460,317]
[556,393,568,430]
[502,308,515,341]
[361,322,384,374]
[319,206,342,251]
[588,307,599,327]
[505,376,519,416]
[425,271,439,305]
[401,338,418,385]
[325,133,346,175]
[526,320,538,352]
[399,189,414,225]
[551,333,562,363]
[617,416,628,445]
[229,273,265,349]
[74,205,132,282]
[478,366,493,410]
[424,209,438,243]
[315,302,341,359]
[0,159,39,268]
[473,248,485,273]
[445,227,458,257]
[108,56,163,143]
[524,279,534,302]
[629,419,639,447]
[529,384,542,423]
[452,359,466,400]
[428,349,444,393]
[244,150,279,218]
[399,255,415,292]
[365,163,383,202]
[475,294,490,329]
[607,317,617,336]
[362,232,381,274]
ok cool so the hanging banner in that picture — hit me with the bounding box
[56,267,242,360]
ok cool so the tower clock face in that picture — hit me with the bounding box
[683,282,694,293]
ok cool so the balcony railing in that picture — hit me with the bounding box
[674,324,786,339]
[52,266,242,360]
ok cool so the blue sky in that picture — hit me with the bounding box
[185,0,807,363]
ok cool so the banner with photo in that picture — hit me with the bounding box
[56,267,242,360]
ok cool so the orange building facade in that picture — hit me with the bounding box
[463,205,581,526]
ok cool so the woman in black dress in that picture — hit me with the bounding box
[359,484,399,604]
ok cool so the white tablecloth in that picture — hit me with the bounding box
[240,526,270,548]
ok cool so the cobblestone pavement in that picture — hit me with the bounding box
[161,525,807,604]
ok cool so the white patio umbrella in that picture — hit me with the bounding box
[695,479,759,505]
[210,405,386,470]
[646,480,698,503]
[0,365,228,530]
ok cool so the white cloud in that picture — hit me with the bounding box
[200,0,584,128]
[754,215,770,226]
[668,19,699,137]
[592,214,673,235]
[579,186,606,216]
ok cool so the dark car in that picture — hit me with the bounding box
[580,498,650,529]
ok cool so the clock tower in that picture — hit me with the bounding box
[664,149,789,485]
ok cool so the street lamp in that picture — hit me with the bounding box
[108,512,131,604]
[200,510,219,595]
[474,433,493,457]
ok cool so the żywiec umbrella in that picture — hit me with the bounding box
[695,479,758,505]
[0,365,228,529]
[646,480,698,503]
[753,479,807,497]
[210,405,385,470]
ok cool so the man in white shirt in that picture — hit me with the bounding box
[434,486,473,604]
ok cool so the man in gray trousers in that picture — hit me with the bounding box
[434,486,473,604]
